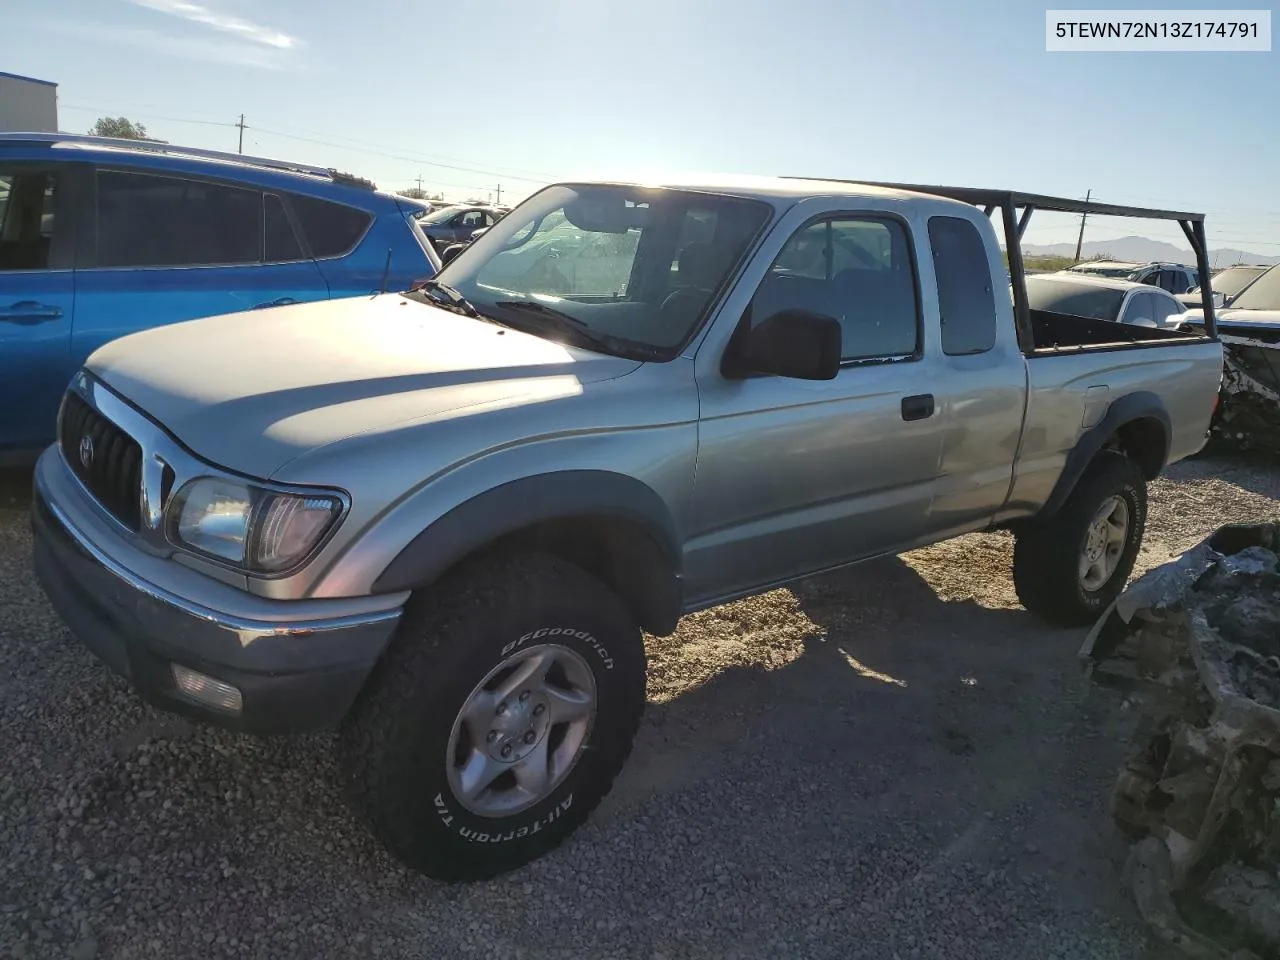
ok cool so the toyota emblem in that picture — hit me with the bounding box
[78,435,95,469]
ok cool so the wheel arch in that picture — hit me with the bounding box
[370,470,683,636]
[1036,391,1170,522]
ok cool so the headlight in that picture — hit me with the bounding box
[169,477,345,574]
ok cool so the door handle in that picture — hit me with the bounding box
[901,394,935,422]
[253,297,298,310]
[0,301,63,324]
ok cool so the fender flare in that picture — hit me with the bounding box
[1036,391,1171,520]
[370,470,683,627]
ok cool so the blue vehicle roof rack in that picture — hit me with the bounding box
[0,132,377,190]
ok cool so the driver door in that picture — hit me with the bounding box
[684,211,948,606]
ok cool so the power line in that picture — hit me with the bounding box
[250,119,557,182]
[57,102,556,186]
[249,125,549,184]
[59,103,236,129]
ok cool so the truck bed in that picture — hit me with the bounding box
[1029,309,1205,354]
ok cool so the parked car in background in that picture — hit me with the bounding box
[1068,259,1142,278]
[0,133,439,463]
[1123,261,1199,295]
[1030,273,1188,328]
[417,203,507,250]
[1176,263,1269,310]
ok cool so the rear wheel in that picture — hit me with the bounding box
[1013,451,1147,626]
[338,551,646,881]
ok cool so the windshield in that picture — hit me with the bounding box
[420,205,465,225]
[433,184,771,356]
[1228,264,1280,311]
[1210,265,1268,298]
[1026,277,1125,321]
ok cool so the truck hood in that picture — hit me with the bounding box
[87,294,642,478]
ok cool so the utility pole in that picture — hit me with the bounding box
[236,114,246,154]
[495,183,502,204]
[1073,188,1091,263]
[415,174,423,195]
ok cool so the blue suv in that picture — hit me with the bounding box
[0,133,439,463]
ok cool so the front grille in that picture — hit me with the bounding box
[59,392,143,529]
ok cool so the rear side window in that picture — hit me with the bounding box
[1121,291,1158,324]
[264,193,304,262]
[96,171,261,268]
[287,193,371,259]
[928,216,996,355]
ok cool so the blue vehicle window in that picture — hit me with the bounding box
[0,170,58,271]
[97,171,262,268]
[264,193,304,262]
[287,193,371,259]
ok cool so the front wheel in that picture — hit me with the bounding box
[338,551,646,881]
[1013,451,1147,626]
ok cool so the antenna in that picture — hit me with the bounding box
[378,248,393,295]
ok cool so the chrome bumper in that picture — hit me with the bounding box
[31,447,404,734]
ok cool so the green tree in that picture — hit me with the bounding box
[88,117,150,140]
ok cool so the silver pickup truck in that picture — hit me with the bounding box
[32,176,1223,881]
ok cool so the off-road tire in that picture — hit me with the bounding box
[338,551,646,882]
[1012,451,1147,627]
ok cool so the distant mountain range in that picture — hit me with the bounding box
[1020,236,1279,267]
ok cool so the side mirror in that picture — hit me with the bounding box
[725,309,842,381]
[440,243,466,266]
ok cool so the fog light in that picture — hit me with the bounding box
[171,664,243,714]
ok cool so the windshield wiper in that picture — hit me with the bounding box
[419,278,482,319]
[491,300,665,360]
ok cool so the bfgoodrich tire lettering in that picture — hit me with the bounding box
[338,551,646,882]
[1013,451,1147,627]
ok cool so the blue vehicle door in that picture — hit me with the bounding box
[0,158,79,459]
[71,168,330,364]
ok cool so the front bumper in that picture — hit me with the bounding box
[31,450,404,734]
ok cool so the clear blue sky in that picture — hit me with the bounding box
[3,0,1276,252]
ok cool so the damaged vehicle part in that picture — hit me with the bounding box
[1180,264,1280,456]
[1083,523,1280,958]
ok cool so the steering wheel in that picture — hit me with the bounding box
[658,287,713,334]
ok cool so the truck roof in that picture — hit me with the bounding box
[591,173,948,208]
[603,175,1207,225]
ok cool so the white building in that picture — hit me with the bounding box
[0,72,58,133]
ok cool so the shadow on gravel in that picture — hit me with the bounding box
[620,556,1056,812]
[0,500,1144,958]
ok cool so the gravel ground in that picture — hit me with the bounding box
[2,456,1279,960]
